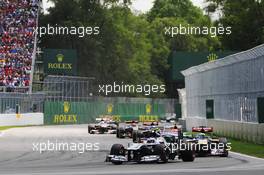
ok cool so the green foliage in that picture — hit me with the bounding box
[148,0,221,52]
[206,0,264,50]
[40,0,225,97]
[40,0,168,97]
[148,0,205,23]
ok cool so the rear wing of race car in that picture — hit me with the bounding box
[95,118,114,122]
[192,126,213,133]
[142,121,159,126]
[161,128,180,135]
[125,120,138,123]
[96,118,105,121]
[125,120,138,124]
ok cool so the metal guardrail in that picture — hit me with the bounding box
[0,92,177,115]
[0,86,29,93]
[0,92,45,114]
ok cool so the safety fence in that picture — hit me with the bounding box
[0,75,179,125]
[0,92,178,125]
[0,93,45,114]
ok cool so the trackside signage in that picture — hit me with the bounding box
[44,101,165,125]
[53,102,78,124]
[43,49,77,75]
[98,103,160,122]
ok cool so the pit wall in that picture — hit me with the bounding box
[0,113,44,126]
[185,117,264,144]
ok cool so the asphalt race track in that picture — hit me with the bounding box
[0,125,263,175]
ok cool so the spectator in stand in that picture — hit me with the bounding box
[0,0,39,91]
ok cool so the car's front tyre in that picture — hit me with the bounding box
[154,144,168,163]
[110,144,125,165]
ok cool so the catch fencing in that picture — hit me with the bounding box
[0,93,45,114]
[0,75,178,125]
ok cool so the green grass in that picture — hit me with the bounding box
[228,138,264,158]
[184,132,264,158]
[0,126,30,131]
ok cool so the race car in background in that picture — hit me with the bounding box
[116,121,162,139]
[132,122,181,143]
[106,132,195,165]
[132,122,161,142]
[160,113,177,123]
[116,121,138,138]
[185,126,229,157]
[88,118,117,134]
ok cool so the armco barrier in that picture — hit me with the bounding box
[185,117,264,144]
[44,101,166,125]
[0,113,43,126]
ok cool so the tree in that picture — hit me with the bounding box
[205,0,264,50]
[147,0,221,52]
[40,0,168,97]
[40,0,225,97]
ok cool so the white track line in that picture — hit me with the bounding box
[230,151,264,161]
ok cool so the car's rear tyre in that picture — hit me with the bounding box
[220,150,229,157]
[219,138,228,157]
[135,131,143,143]
[118,128,125,138]
[110,144,125,165]
[154,144,168,163]
[181,143,195,162]
[197,150,209,157]
[88,126,91,133]
[126,128,133,138]
[116,128,120,138]
[132,131,137,143]
[181,150,195,162]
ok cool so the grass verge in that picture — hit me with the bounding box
[0,126,29,131]
[228,138,264,158]
[184,131,264,158]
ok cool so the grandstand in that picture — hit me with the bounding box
[0,0,40,93]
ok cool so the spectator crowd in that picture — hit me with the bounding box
[0,0,39,91]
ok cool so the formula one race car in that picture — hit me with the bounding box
[88,118,117,134]
[185,126,229,157]
[106,132,195,165]
[132,122,180,143]
[116,121,138,138]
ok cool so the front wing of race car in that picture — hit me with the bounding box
[106,155,127,163]
[106,154,161,163]
[210,148,227,156]
[90,129,116,134]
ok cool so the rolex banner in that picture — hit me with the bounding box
[44,101,166,125]
[43,49,77,75]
